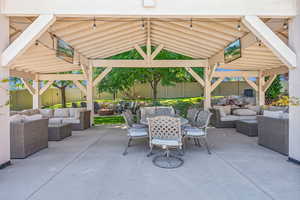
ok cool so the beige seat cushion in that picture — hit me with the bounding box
[54,109,69,118]
[10,114,24,123]
[23,114,43,122]
[39,109,54,118]
[62,118,80,124]
[233,109,256,116]
[49,118,63,125]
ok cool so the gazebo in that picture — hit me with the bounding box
[0,0,299,168]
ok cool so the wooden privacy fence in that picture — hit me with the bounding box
[10,81,253,110]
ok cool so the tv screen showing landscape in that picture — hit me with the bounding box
[56,38,74,63]
[224,39,241,63]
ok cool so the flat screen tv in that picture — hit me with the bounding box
[224,39,241,63]
[56,38,74,63]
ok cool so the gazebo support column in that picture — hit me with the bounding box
[32,78,41,109]
[204,68,211,110]
[288,15,300,163]
[87,64,94,126]
[0,14,10,168]
[258,71,265,106]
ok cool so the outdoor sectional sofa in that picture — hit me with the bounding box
[11,108,91,131]
[257,115,289,155]
[10,117,49,158]
[210,106,258,128]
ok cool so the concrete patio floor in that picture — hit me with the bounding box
[0,125,299,200]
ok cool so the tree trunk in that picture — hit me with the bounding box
[60,86,67,108]
[152,81,158,99]
[113,92,116,100]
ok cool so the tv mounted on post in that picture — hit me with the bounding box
[224,39,241,63]
[56,38,74,63]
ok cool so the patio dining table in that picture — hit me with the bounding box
[140,116,189,126]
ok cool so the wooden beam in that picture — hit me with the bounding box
[38,74,87,81]
[21,78,35,95]
[243,77,258,91]
[151,44,164,60]
[242,16,296,69]
[185,67,205,87]
[80,64,89,79]
[258,71,266,106]
[134,44,147,60]
[73,80,87,95]
[92,59,207,68]
[10,69,36,80]
[1,15,56,67]
[213,71,259,78]
[262,66,288,76]
[93,67,112,87]
[147,18,151,64]
[263,74,277,92]
[211,78,224,92]
[39,80,53,95]
[204,67,211,110]
[208,64,218,81]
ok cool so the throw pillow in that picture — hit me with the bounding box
[54,109,69,118]
[69,108,81,119]
[233,109,256,116]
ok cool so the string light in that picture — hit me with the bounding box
[141,18,145,29]
[92,17,97,30]
[283,21,288,30]
[190,18,193,29]
[237,24,241,31]
[35,40,39,46]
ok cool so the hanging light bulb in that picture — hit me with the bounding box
[237,24,241,31]
[141,18,145,29]
[35,40,39,46]
[92,17,97,30]
[190,18,193,29]
[283,21,288,30]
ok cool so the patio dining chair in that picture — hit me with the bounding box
[184,110,212,154]
[183,107,201,128]
[148,116,184,168]
[122,110,148,156]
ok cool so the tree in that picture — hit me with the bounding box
[266,75,283,103]
[95,68,135,100]
[52,80,73,108]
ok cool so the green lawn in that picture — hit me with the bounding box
[94,116,125,125]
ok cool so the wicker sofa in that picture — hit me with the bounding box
[11,108,91,130]
[257,115,289,155]
[210,106,257,128]
[10,117,49,158]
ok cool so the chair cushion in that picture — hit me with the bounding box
[220,115,240,121]
[237,115,257,120]
[62,118,80,124]
[214,105,231,115]
[39,109,53,118]
[128,128,148,137]
[151,138,181,146]
[233,109,256,116]
[185,127,206,136]
[54,108,69,118]
[132,124,147,129]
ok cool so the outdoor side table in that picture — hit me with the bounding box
[48,123,72,141]
[236,120,258,137]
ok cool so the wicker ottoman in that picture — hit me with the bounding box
[236,120,258,137]
[48,123,72,141]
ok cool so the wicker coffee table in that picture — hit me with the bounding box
[236,119,258,137]
[48,123,72,141]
